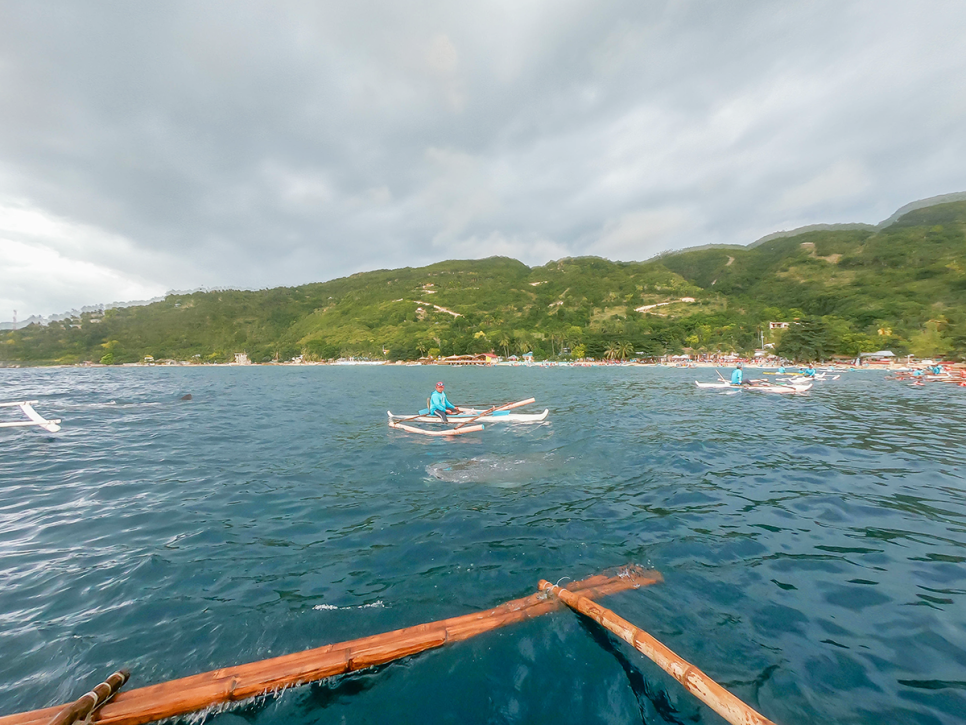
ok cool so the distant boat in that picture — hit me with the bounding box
[0,400,61,432]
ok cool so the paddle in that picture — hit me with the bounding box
[454,397,536,429]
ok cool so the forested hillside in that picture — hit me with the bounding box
[4,199,965,364]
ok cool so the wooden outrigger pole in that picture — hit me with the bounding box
[47,671,129,725]
[1,567,661,725]
[388,421,484,436]
[539,580,778,725]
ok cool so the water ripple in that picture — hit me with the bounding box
[1,367,965,723]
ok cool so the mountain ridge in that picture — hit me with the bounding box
[4,194,965,363]
[6,192,963,328]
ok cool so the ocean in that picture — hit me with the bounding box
[1,366,964,724]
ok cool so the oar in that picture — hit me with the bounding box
[454,397,536,429]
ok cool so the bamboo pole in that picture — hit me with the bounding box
[538,581,777,725]
[47,671,129,725]
[454,397,536,429]
[388,421,484,436]
[2,568,661,725]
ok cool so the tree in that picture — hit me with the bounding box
[839,332,877,358]
[495,333,511,358]
[777,318,835,361]
[908,319,952,358]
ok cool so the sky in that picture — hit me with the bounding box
[2,1,965,320]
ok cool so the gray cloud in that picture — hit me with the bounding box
[2,0,965,317]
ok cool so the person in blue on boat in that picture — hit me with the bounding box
[803,364,816,377]
[731,363,743,385]
[429,381,460,422]
[932,364,943,375]
[777,365,786,374]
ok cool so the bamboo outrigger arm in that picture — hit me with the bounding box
[2,567,661,725]
[539,580,777,725]
[46,671,129,725]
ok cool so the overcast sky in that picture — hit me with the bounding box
[2,1,965,319]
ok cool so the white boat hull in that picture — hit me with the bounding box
[695,381,812,394]
[388,409,549,424]
[745,382,812,394]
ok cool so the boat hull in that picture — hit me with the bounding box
[388,409,549,424]
[695,381,812,394]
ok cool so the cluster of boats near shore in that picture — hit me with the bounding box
[889,367,966,387]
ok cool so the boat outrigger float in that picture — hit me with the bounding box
[0,401,61,432]
[0,566,776,725]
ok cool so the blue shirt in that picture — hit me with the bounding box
[429,390,454,414]
[731,368,742,385]
[778,366,785,374]
[932,366,943,375]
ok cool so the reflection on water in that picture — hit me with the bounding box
[0,366,964,724]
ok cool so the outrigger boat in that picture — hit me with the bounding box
[695,381,812,394]
[776,374,839,383]
[0,401,61,432]
[388,408,549,424]
[388,398,541,437]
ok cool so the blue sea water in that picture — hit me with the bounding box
[1,366,965,724]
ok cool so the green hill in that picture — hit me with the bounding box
[4,198,965,364]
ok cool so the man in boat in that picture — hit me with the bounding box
[730,363,744,385]
[429,381,460,422]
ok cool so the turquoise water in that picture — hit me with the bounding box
[1,367,965,724]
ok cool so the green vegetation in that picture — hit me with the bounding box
[4,200,965,364]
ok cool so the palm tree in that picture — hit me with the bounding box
[618,341,634,360]
[496,333,511,358]
[604,343,620,360]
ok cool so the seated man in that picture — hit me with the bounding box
[429,381,460,422]
[731,363,744,385]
